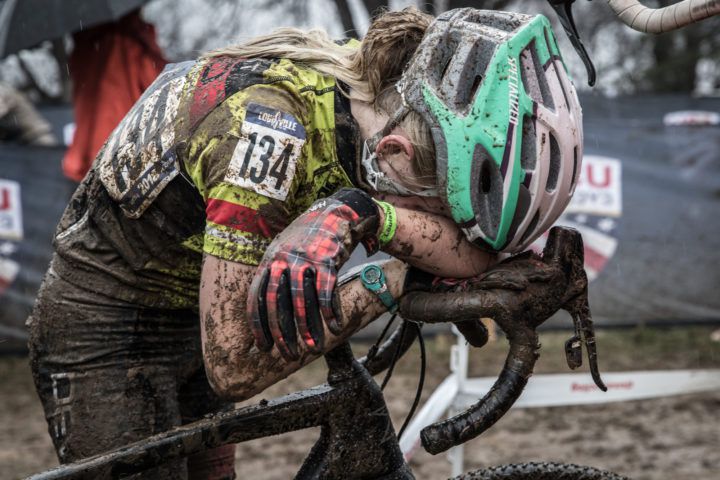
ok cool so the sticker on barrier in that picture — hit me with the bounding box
[0,179,22,296]
[531,155,622,281]
[0,179,23,241]
[568,155,622,217]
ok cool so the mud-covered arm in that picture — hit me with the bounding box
[379,195,496,278]
[199,254,409,401]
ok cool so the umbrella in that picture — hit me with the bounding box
[0,0,150,58]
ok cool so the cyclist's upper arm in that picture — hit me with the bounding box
[184,85,310,266]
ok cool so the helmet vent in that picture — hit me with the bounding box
[571,146,579,188]
[507,184,531,246]
[462,11,524,33]
[519,209,541,246]
[520,40,554,110]
[441,56,453,82]
[472,143,502,239]
[520,115,537,171]
[543,27,556,63]
[480,161,492,193]
[429,33,460,91]
[547,132,560,192]
[470,74,483,101]
[544,27,571,109]
[451,36,496,110]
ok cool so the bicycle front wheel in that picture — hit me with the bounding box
[454,462,631,480]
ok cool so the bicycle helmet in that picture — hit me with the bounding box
[362,9,583,253]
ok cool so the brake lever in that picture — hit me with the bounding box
[547,0,597,86]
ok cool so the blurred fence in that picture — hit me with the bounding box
[1,95,720,353]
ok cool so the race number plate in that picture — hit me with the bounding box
[226,103,306,201]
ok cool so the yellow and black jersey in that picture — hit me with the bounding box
[52,54,359,309]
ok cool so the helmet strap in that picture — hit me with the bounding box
[360,139,438,197]
[365,104,409,154]
[358,96,438,197]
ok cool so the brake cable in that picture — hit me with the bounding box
[364,312,398,364]
[398,321,425,441]
[363,312,426,441]
[380,319,407,390]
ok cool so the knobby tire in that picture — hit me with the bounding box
[454,461,631,480]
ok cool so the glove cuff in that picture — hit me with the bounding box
[331,188,381,253]
[332,188,379,218]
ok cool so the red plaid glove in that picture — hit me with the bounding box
[247,189,381,360]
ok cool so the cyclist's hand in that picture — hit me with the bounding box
[247,189,381,361]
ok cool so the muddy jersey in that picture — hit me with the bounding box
[52,56,359,309]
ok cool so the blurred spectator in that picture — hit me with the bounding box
[0,82,59,146]
[62,9,167,182]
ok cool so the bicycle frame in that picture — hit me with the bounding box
[27,342,415,480]
[27,226,604,479]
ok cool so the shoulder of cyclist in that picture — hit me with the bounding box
[180,55,356,265]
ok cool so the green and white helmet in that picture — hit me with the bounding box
[363,9,583,253]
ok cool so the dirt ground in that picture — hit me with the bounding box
[2,326,719,480]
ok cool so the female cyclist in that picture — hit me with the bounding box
[27,7,582,479]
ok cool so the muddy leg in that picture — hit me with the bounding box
[29,363,187,478]
[27,271,198,479]
[179,367,236,480]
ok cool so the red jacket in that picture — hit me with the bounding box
[63,10,167,182]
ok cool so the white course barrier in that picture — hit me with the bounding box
[399,329,720,476]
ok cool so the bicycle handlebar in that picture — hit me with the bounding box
[607,0,720,33]
[548,0,718,85]
[400,226,606,455]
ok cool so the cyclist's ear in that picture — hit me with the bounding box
[376,134,414,163]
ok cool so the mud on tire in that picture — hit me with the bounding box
[454,461,631,480]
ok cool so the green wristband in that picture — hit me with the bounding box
[374,200,397,247]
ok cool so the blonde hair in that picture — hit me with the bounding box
[205,7,436,188]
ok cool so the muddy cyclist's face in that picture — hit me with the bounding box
[350,97,439,201]
[370,133,447,217]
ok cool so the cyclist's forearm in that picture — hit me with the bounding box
[200,255,408,402]
[383,206,496,278]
